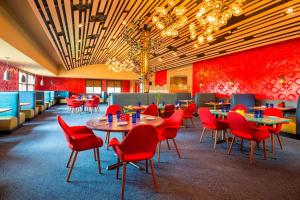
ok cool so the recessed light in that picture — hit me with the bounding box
[78,40,82,43]
[78,23,84,28]
[286,7,294,14]
[194,44,199,48]
[158,57,163,62]
[122,21,126,25]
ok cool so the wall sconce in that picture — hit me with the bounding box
[3,57,10,81]
[199,81,204,88]
[279,75,286,85]
[40,76,44,86]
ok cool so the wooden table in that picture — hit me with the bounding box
[205,102,230,110]
[0,108,12,113]
[249,106,296,112]
[210,109,292,125]
[20,103,30,106]
[73,98,94,111]
[86,114,163,170]
[123,105,147,111]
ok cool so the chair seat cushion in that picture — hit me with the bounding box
[70,126,94,135]
[232,126,270,141]
[60,99,67,104]
[123,152,154,162]
[0,116,18,131]
[21,109,35,119]
[70,134,103,151]
[19,112,26,125]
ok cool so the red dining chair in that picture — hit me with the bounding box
[183,103,196,127]
[86,96,100,113]
[66,98,82,113]
[227,112,270,164]
[105,104,123,148]
[161,104,175,118]
[156,110,184,162]
[264,108,284,153]
[57,115,103,182]
[142,104,158,116]
[198,107,229,149]
[232,104,248,112]
[109,125,159,200]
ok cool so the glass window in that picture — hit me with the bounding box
[107,80,121,94]
[85,80,102,94]
[19,71,35,91]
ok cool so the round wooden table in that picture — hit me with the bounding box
[86,114,164,170]
[123,105,147,111]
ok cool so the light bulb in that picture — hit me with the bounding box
[156,21,165,30]
[152,16,159,23]
[207,34,214,42]
[197,35,205,44]
[174,6,186,16]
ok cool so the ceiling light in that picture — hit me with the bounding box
[286,8,294,14]
[158,57,163,62]
[3,57,10,81]
[194,44,199,48]
[78,23,84,28]
[40,76,44,86]
[172,52,177,56]
[21,74,26,83]
[78,40,82,43]
[122,21,126,25]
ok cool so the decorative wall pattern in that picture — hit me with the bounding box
[155,70,167,86]
[0,62,19,91]
[193,38,300,101]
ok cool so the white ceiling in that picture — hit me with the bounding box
[0,38,54,76]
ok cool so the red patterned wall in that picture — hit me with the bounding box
[193,38,300,101]
[0,62,19,91]
[35,76,86,94]
[155,70,167,86]
[122,80,130,92]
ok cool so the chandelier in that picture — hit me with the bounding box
[106,58,135,73]
[189,0,244,44]
[152,0,188,38]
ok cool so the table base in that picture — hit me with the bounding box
[106,162,145,171]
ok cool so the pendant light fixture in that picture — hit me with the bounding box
[21,73,26,83]
[40,76,44,86]
[3,57,10,81]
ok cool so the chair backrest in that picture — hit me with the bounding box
[105,104,122,116]
[227,112,254,133]
[120,125,159,156]
[161,110,184,138]
[232,104,247,112]
[57,115,72,144]
[167,110,184,128]
[184,103,196,115]
[65,98,72,106]
[264,108,283,118]
[198,107,217,127]
[164,104,175,117]
[143,104,158,116]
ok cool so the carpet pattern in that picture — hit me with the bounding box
[1,105,300,200]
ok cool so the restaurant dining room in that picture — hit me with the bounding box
[0,0,300,199]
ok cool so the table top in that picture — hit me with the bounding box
[0,108,12,113]
[210,109,292,125]
[249,106,296,111]
[205,102,230,106]
[178,100,193,103]
[86,114,164,132]
[124,105,147,111]
[20,103,30,106]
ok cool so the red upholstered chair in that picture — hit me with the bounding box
[142,104,158,116]
[104,104,123,148]
[156,110,184,162]
[57,115,103,182]
[264,108,284,153]
[161,104,175,118]
[232,104,248,112]
[86,96,100,113]
[227,112,270,163]
[183,103,196,127]
[198,107,229,149]
[109,125,159,200]
[66,98,83,113]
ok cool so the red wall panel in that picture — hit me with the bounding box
[0,63,19,91]
[122,80,130,93]
[193,38,300,101]
[155,70,167,86]
[35,76,86,94]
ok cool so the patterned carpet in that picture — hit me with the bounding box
[0,105,300,200]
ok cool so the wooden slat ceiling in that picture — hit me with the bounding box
[28,0,300,71]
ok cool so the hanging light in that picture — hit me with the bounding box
[3,57,10,81]
[40,76,44,86]
[21,74,26,83]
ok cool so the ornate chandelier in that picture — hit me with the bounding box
[106,58,135,73]
[152,0,188,38]
[189,0,244,44]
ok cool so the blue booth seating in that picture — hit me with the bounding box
[55,91,70,104]
[148,93,177,105]
[36,91,46,113]
[230,94,255,111]
[44,91,51,109]
[20,91,37,119]
[194,93,217,113]
[49,91,55,106]
[176,93,192,101]
[0,92,23,132]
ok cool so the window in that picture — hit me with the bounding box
[86,80,102,94]
[107,80,121,93]
[19,71,35,91]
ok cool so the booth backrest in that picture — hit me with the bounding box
[36,91,45,105]
[148,93,177,105]
[176,93,192,101]
[194,93,216,110]
[230,94,255,110]
[19,91,36,110]
[0,92,19,118]
[296,97,300,135]
[55,91,70,98]
[44,91,51,103]
[109,93,148,107]
[50,91,55,101]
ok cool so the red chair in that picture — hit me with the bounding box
[232,104,248,112]
[57,115,103,182]
[86,96,100,113]
[198,107,229,149]
[109,125,159,200]
[227,112,270,163]
[105,104,123,148]
[183,103,196,127]
[161,104,175,118]
[66,98,83,113]
[142,104,158,116]
[156,110,184,162]
[264,108,284,153]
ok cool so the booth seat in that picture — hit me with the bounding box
[55,91,70,104]
[49,91,55,106]
[0,92,20,133]
[282,116,296,134]
[148,93,177,105]
[20,91,36,120]
[109,93,148,107]
[19,112,26,125]
[36,91,49,111]
[230,94,255,111]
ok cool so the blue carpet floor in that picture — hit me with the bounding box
[1,105,300,200]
